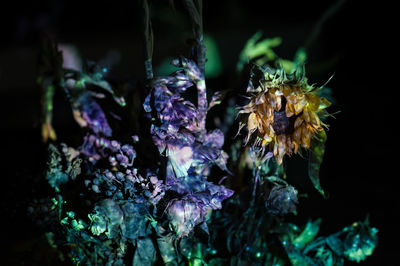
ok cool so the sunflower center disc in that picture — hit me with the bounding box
[272,110,292,135]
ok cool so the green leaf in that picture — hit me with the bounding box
[237,31,282,71]
[308,129,327,197]
[326,235,345,256]
[293,219,322,250]
[294,47,307,66]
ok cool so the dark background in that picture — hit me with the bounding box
[0,0,395,265]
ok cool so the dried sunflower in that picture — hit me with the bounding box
[239,66,331,164]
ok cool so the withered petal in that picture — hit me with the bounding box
[294,116,304,129]
[285,102,295,117]
[247,112,258,131]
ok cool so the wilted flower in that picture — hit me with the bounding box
[266,184,298,216]
[143,69,199,136]
[73,91,113,137]
[239,66,331,164]
[166,198,204,237]
[343,221,378,262]
[166,180,233,237]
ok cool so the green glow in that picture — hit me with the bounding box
[45,84,55,112]
[237,31,281,71]
[203,35,222,78]
[156,34,222,78]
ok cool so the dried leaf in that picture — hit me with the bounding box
[207,89,229,111]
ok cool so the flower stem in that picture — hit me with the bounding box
[196,79,207,131]
[182,0,208,132]
[140,0,154,80]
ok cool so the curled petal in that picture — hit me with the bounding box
[294,116,304,129]
[301,126,312,148]
[306,93,320,111]
[248,112,258,132]
[318,97,332,111]
[285,102,295,117]
[294,97,307,115]
[275,95,282,111]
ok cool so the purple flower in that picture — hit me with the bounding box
[204,129,225,149]
[144,57,234,237]
[166,181,233,238]
[79,134,138,171]
[75,92,112,137]
[144,84,199,135]
[171,179,234,208]
[80,134,112,162]
[171,57,203,81]
[166,198,204,237]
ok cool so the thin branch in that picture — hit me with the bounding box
[303,0,347,51]
[182,0,205,74]
[140,0,154,79]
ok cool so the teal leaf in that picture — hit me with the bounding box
[293,219,322,250]
[326,235,344,256]
[308,129,327,197]
[133,238,156,265]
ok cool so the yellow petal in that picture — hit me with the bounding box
[301,126,312,148]
[276,154,284,165]
[286,94,297,104]
[293,141,299,153]
[269,93,277,110]
[306,93,322,111]
[285,102,295,117]
[275,95,282,111]
[255,94,266,105]
[318,97,331,111]
[248,112,258,131]
[257,103,267,118]
[282,85,291,97]
[294,97,307,114]
[294,116,304,129]
[303,107,311,122]
[263,133,272,143]
[294,127,302,142]
[273,139,278,156]
[309,111,321,128]
[267,105,274,122]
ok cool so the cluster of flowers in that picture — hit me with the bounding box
[43,51,233,264]
[38,31,378,264]
[143,57,234,237]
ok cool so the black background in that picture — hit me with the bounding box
[0,0,396,265]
